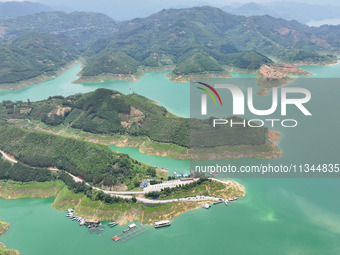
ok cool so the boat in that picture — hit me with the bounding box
[128,223,137,229]
[66,208,74,213]
[225,201,228,206]
[213,201,223,205]
[228,197,238,201]
[201,203,211,209]
[80,219,85,226]
[108,222,118,227]
[154,220,171,228]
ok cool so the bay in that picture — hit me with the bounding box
[0,64,340,254]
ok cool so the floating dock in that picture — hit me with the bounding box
[112,224,148,242]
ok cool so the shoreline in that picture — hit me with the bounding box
[0,179,245,225]
[0,221,20,254]
[10,120,282,161]
[0,60,80,91]
[0,58,338,91]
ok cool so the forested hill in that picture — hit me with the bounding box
[0,32,79,84]
[81,6,339,78]
[0,6,339,85]
[0,11,117,85]
[0,88,267,148]
[0,125,155,188]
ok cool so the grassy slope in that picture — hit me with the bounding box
[0,181,64,199]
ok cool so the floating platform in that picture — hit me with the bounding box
[112,235,120,242]
[112,224,148,242]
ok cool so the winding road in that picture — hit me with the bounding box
[1,149,229,204]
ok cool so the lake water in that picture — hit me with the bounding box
[0,64,340,254]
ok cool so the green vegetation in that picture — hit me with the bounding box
[52,186,83,210]
[0,156,55,183]
[0,242,20,255]
[0,11,117,47]
[51,181,244,225]
[0,222,9,237]
[58,170,137,205]
[0,180,64,199]
[0,125,154,188]
[172,51,224,75]
[145,178,244,200]
[0,222,20,255]
[1,7,339,85]
[0,11,117,86]
[0,33,78,84]
[81,52,142,77]
[0,89,268,151]
[277,49,337,64]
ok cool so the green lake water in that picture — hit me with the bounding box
[0,65,189,117]
[0,63,340,254]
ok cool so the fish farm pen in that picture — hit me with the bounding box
[112,224,148,242]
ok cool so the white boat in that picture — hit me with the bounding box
[154,220,171,228]
[202,203,211,209]
[225,201,228,206]
[128,223,137,229]
[80,219,85,226]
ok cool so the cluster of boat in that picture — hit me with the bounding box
[66,209,85,225]
[65,208,103,227]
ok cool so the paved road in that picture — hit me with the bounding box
[1,149,229,204]
[68,173,225,204]
[0,150,18,163]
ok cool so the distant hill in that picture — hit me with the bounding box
[0,11,117,46]
[0,32,79,84]
[0,11,117,85]
[0,6,339,85]
[81,6,338,79]
[0,1,52,18]
[222,1,340,24]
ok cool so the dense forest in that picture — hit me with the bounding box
[0,125,155,189]
[0,7,339,84]
[0,157,54,182]
[0,33,79,84]
[0,89,268,148]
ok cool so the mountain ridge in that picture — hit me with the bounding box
[0,6,339,85]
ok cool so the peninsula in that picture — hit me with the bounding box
[0,89,281,160]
